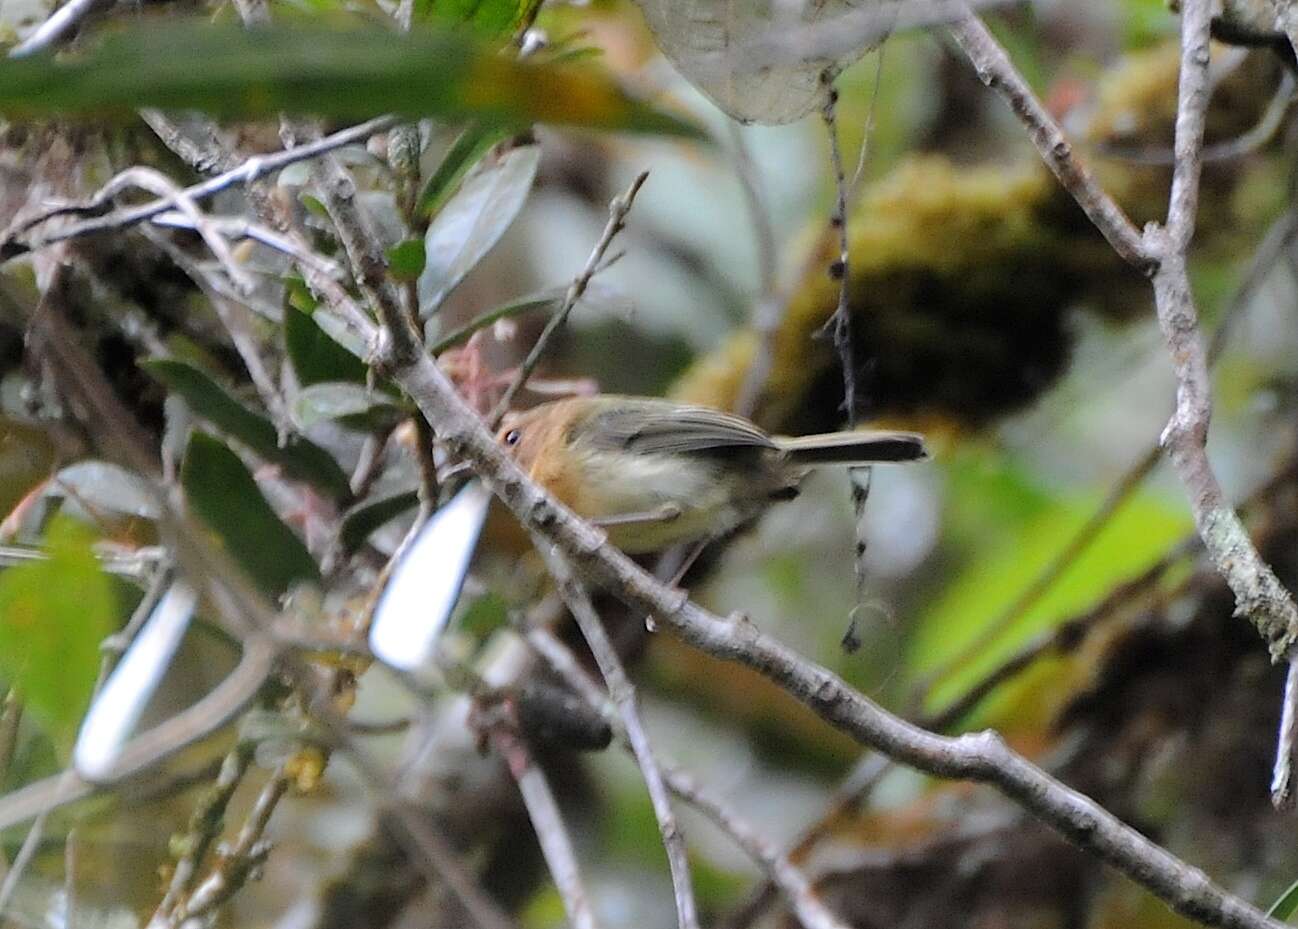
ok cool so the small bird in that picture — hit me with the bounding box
[497,395,928,553]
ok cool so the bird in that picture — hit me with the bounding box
[496,395,928,553]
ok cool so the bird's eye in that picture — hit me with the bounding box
[504,429,521,447]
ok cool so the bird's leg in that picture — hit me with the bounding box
[590,503,683,528]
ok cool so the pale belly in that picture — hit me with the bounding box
[576,450,762,553]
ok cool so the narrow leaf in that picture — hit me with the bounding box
[0,517,115,752]
[417,123,511,219]
[1269,876,1298,920]
[284,304,368,386]
[73,580,197,782]
[0,20,702,139]
[293,382,407,430]
[143,358,352,503]
[182,432,320,597]
[369,481,491,671]
[51,461,159,520]
[419,143,540,315]
[340,490,420,552]
[429,291,557,353]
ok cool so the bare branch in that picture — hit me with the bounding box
[488,171,649,428]
[148,741,257,928]
[2,116,398,258]
[367,305,1288,928]
[7,0,108,58]
[537,551,700,929]
[171,769,291,924]
[947,0,1298,809]
[1144,0,1298,805]
[488,727,600,929]
[947,11,1153,269]
[522,623,850,929]
[663,767,850,929]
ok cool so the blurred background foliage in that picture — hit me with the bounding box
[1,0,1298,927]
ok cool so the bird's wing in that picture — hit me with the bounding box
[585,400,778,456]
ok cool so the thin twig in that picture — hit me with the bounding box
[150,210,344,280]
[148,741,257,928]
[537,550,699,929]
[663,767,850,929]
[370,318,1289,929]
[488,727,600,929]
[819,77,858,426]
[7,0,107,58]
[2,116,398,258]
[488,171,649,428]
[1099,70,1297,166]
[522,623,850,929]
[140,225,289,431]
[850,46,888,198]
[77,167,257,292]
[1140,0,1298,805]
[140,112,373,364]
[950,1,1298,809]
[172,768,291,923]
[947,10,1153,269]
[714,754,892,929]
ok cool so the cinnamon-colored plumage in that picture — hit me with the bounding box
[496,395,928,553]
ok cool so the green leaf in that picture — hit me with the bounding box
[386,239,427,281]
[419,0,541,39]
[182,432,320,597]
[340,490,420,552]
[143,358,352,503]
[429,289,558,353]
[419,142,540,314]
[293,382,408,430]
[284,302,369,386]
[909,475,1192,717]
[0,517,115,752]
[417,123,511,219]
[0,20,702,139]
[1269,876,1298,921]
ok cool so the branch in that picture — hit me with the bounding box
[947,0,1298,809]
[662,767,849,929]
[488,171,649,427]
[485,725,600,929]
[364,304,1287,928]
[522,623,850,929]
[537,551,700,929]
[946,11,1152,270]
[1,116,397,258]
[7,0,107,58]
[1146,0,1298,806]
[148,741,256,928]
[169,768,290,924]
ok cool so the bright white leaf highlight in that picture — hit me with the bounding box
[369,481,492,672]
[73,580,197,782]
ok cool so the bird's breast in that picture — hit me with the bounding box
[565,449,758,552]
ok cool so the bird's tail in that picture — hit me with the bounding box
[775,431,928,467]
